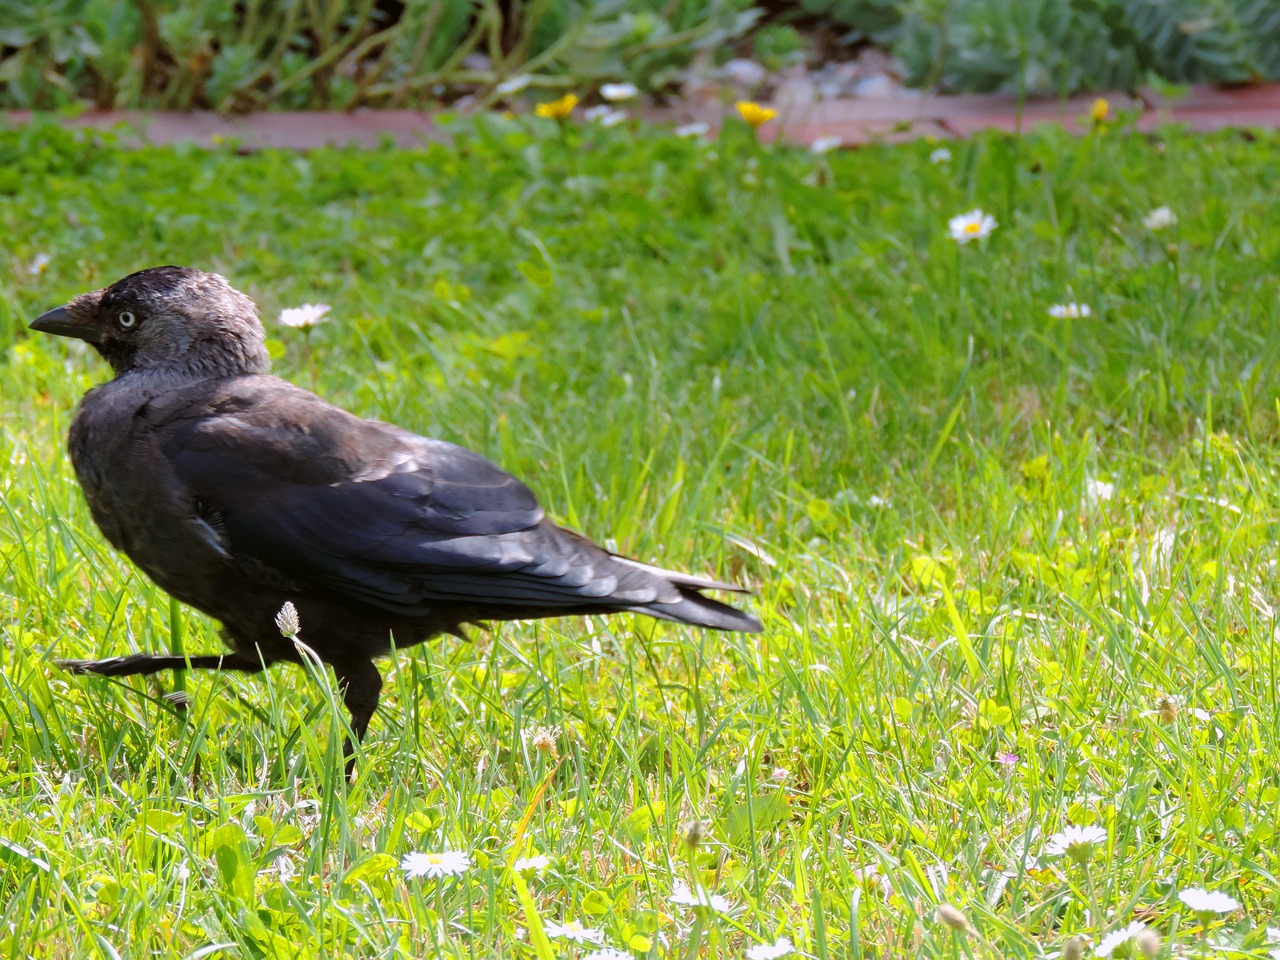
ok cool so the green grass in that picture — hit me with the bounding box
[2,111,1280,958]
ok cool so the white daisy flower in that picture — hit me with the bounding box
[675,122,710,138]
[948,209,997,244]
[278,303,331,328]
[513,854,550,875]
[930,147,952,164]
[1096,921,1148,957]
[27,252,52,275]
[810,135,842,154]
[1047,302,1092,319]
[1143,206,1177,230]
[1178,887,1239,914]
[1084,477,1114,504]
[401,850,471,879]
[496,74,532,96]
[670,881,732,913]
[746,936,794,959]
[1043,825,1107,860]
[583,950,632,960]
[600,82,638,102]
[1149,527,1176,570]
[584,105,628,127]
[544,920,604,943]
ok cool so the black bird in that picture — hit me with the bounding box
[30,266,761,775]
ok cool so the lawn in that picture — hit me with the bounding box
[1,112,1279,958]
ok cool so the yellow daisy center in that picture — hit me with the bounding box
[963,222,982,233]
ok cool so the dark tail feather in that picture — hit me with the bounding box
[606,554,762,632]
[625,586,763,632]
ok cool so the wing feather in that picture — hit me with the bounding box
[152,378,643,614]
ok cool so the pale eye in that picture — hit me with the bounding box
[118,311,136,328]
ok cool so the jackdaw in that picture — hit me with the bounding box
[31,266,762,776]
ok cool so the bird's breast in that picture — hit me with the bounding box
[68,383,234,606]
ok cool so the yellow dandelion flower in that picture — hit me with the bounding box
[736,101,777,130]
[535,93,579,120]
[1090,97,1109,124]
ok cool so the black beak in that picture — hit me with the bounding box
[30,305,103,343]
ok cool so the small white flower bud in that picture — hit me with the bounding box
[275,601,301,638]
[936,903,969,933]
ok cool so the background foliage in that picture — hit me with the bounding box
[2,0,1279,111]
[2,113,1280,956]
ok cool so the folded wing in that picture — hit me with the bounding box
[154,378,761,632]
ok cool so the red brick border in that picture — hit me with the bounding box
[4,85,1278,150]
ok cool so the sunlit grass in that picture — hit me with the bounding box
[1,113,1279,957]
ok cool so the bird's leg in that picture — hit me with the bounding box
[56,653,265,676]
[335,659,382,782]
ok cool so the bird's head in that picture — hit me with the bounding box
[30,266,271,378]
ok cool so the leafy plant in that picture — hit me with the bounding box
[897,0,1280,94]
[796,0,906,44]
[0,0,760,111]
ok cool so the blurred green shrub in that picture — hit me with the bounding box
[0,0,759,111]
[795,0,904,45]
[825,0,1280,93]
